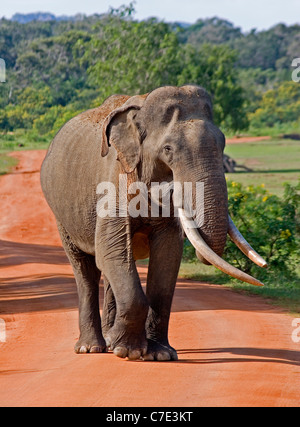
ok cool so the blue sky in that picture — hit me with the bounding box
[1,0,300,32]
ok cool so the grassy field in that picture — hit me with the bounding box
[224,138,300,196]
[0,153,18,175]
[0,133,49,174]
[0,133,50,154]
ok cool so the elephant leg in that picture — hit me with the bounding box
[144,223,183,361]
[96,219,149,360]
[101,275,116,340]
[57,222,106,354]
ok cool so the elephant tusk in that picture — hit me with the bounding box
[178,208,264,287]
[228,215,267,268]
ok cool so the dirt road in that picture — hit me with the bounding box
[226,136,271,144]
[0,150,299,407]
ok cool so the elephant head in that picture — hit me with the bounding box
[101,85,267,286]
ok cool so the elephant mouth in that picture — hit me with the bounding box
[178,208,267,287]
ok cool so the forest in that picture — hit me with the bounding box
[0,3,300,140]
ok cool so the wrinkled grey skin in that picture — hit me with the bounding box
[41,85,228,361]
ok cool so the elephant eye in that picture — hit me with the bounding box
[163,145,172,154]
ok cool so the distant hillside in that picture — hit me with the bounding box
[10,12,191,28]
[11,12,86,23]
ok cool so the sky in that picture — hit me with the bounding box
[1,0,300,32]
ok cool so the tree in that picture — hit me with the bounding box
[178,43,248,131]
[249,81,300,128]
[85,7,247,131]
[85,14,181,102]
[179,17,242,45]
[15,30,92,105]
[0,5,250,135]
[0,86,53,130]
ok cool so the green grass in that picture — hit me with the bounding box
[224,138,300,196]
[0,133,49,174]
[0,153,18,175]
[179,262,300,316]
[0,132,50,154]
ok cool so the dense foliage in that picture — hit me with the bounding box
[0,4,300,138]
[226,180,300,279]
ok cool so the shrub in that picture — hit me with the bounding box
[33,105,79,137]
[249,81,300,129]
[33,105,64,135]
[225,180,299,282]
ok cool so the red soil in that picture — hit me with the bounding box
[226,136,271,144]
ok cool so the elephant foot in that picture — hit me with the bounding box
[105,324,147,360]
[143,339,178,361]
[74,334,107,354]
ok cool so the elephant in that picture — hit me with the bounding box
[41,85,267,361]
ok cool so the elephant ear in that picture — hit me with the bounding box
[101,102,143,174]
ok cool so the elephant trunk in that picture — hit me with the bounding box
[174,169,229,263]
[173,169,267,286]
[196,172,228,262]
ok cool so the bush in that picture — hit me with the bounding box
[33,105,64,135]
[249,81,300,129]
[225,180,299,282]
[33,105,80,137]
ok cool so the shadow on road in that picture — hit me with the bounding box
[0,239,77,314]
[0,240,289,316]
[177,347,300,366]
[0,274,77,315]
[0,239,69,266]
